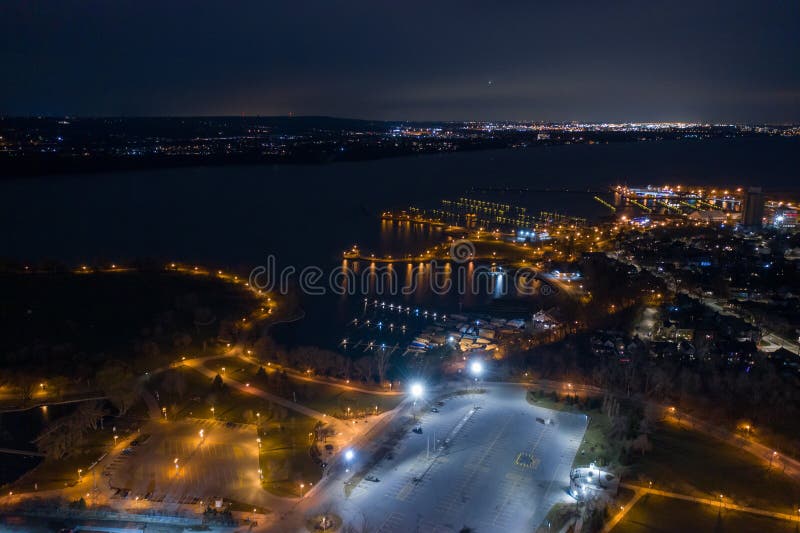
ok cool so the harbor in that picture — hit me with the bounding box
[334,298,529,359]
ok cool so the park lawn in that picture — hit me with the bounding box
[614,493,795,533]
[627,422,800,514]
[275,379,402,418]
[575,411,616,468]
[163,366,271,425]
[200,357,404,417]
[535,502,575,533]
[257,414,322,498]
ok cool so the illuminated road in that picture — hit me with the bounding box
[611,252,800,357]
[234,352,404,396]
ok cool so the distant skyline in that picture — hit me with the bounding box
[1,1,798,123]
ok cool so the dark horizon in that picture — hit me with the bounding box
[2,114,800,126]
[2,1,799,123]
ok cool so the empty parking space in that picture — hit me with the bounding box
[347,384,588,532]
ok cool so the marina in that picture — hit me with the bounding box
[334,297,529,359]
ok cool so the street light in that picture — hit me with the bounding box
[344,449,354,472]
[411,382,423,399]
[410,382,424,421]
[210,406,215,419]
[470,361,483,377]
[113,435,118,446]
[199,428,205,441]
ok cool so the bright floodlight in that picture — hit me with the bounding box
[410,382,424,398]
[470,361,483,376]
[344,449,354,461]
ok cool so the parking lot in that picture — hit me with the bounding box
[105,418,260,506]
[345,383,587,532]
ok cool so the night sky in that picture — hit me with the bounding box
[2,1,798,122]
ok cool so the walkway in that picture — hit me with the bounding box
[603,483,800,531]
[0,447,45,457]
[509,378,800,486]
[601,488,644,532]
[182,358,330,423]
[235,353,403,396]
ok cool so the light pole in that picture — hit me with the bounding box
[300,483,305,498]
[469,361,483,406]
[410,382,423,421]
[470,360,483,385]
[113,435,118,446]
[210,406,215,419]
[77,468,83,482]
[162,406,167,420]
[344,449,354,473]
[770,451,778,470]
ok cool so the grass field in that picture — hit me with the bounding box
[614,494,797,533]
[257,414,322,498]
[526,390,616,468]
[200,357,404,417]
[627,423,800,514]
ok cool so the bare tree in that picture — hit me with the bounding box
[374,349,391,386]
[96,361,139,415]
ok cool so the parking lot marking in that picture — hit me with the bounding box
[515,452,540,470]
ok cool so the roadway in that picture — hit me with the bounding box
[610,251,800,357]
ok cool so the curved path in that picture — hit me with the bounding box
[182,358,330,423]
[604,483,800,531]
[507,378,800,486]
[235,353,403,396]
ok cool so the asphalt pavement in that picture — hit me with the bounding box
[305,382,587,533]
